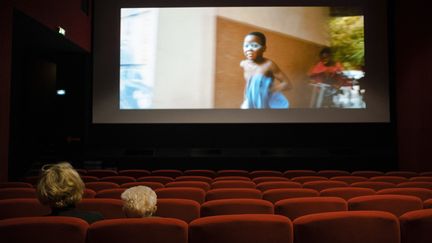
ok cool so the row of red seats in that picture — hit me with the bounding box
[1,210,431,243]
[22,169,432,180]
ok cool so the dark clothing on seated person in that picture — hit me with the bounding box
[50,206,104,224]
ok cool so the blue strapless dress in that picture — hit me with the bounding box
[242,74,289,109]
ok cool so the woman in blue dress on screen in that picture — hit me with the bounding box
[240,32,293,109]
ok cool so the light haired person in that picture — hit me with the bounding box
[36,162,103,223]
[121,186,157,218]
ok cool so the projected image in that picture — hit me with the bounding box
[120,7,365,109]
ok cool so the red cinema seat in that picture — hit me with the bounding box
[83,189,97,198]
[302,180,349,191]
[317,170,350,178]
[155,198,200,223]
[211,180,256,189]
[85,182,119,192]
[175,176,213,184]
[87,218,187,243]
[369,176,408,184]
[75,169,87,175]
[77,198,125,219]
[385,171,418,178]
[256,181,302,192]
[184,170,217,178]
[400,209,432,243]
[252,176,290,184]
[423,199,432,208]
[283,170,317,179]
[330,176,368,184]
[351,170,384,178]
[213,176,251,181]
[189,214,293,243]
[0,188,36,199]
[118,169,151,178]
[397,181,432,190]
[99,176,135,184]
[137,176,174,184]
[95,188,126,199]
[351,181,396,191]
[80,176,99,183]
[377,187,432,201]
[263,188,319,204]
[166,181,210,191]
[0,198,50,219]
[205,188,262,201]
[216,170,249,177]
[348,194,423,217]
[151,169,183,178]
[201,199,274,217]
[87,169,118,178]
[0,216,88,243]
[409,176,432,182]
[291,176,328,184]
[249,170,283,178]
[319,187,376,201]
[120,182,164,190]
[0,182,33,188]
[293,211,400,243]
[156,187,206,204]
[275,197,347,220]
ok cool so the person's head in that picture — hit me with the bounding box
[36,162,84,209]
[121,186,157,218]
[319,47,334,65]
[243,32,266,61]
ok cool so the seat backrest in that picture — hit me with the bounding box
[409,176,432,182]
[211,180,256,189]
[302,180,349,191]
[175,176,213,184]
[184,170,217,178]
[0,198,50,219]
[369,176,408,184]
[87,218,188,243]
[155,198,200,223]
[80,176,99,183]
[275,197,347,220]
[151,169,183,178]
[95,188,126,199]
[291,176,328,184]
[256,181,302,192]
[166,181,211,191]
[317,170,351,178]
[249,170,284,178]
[252,176,290,184]
[85,182,120,192]
[0,188,36,199]
[397,181,432,190]
[0,216,88,243]
[83,189,97,198]
[201,199,274,217]
[293,211,400,243]
[87,169,118,178]
[213,176,251,181]
[189,214,293,243]
[385,171,418,178]
[423,198,432,209]
[377,187,432,201]
[205,188,262,201]
[77,198,125,219]
[351,181,396,191]
[99,176,136,184]
[351,170,384,178]
[330,176,368,184]
[0,182,33,188]
[262,188,319,204]
[137,176,174,184]
[399,209,432,243]
[118,170,151,178]
[283,170,316,179]
[320,187,376,201]
[120,182,164,190]
[216,170,249,177]
[348,194,423,217]
[156,187,206,204]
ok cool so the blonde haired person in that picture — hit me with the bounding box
[121,186,157,218]
[36,162,103,223]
